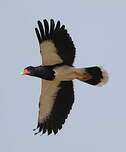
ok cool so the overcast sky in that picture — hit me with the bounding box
[0,0,126,152]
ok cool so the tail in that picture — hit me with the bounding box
[75,66,108,86]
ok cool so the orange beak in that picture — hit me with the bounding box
[20,69,31,75]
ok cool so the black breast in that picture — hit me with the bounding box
[41,66,55,80]
[34,64,65,80]
[34,66,55,80]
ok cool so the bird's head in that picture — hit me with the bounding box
[21,65,55,80]
[21,66,36,76]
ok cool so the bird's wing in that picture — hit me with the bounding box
[34,80,74,135]
[35,19,76,65]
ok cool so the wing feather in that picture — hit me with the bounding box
[35,19,76,65]
[38,79,61,122]
[55,21,60,30]
[50,19,55,35]
[37,21,45,41]
[34,81,74,135]
[43,19,49,38]
[35,28,41,44]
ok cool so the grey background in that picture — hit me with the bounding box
[0,0,126,152]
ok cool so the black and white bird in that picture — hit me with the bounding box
[21,19,108,135]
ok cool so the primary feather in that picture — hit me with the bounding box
[35,19,76,65]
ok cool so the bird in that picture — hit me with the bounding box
[21,19,108,135]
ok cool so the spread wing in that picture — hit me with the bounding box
[34,80,74,135]
[35,19,76,65]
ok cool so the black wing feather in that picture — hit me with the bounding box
[35,28,42,44]
[55,21,60,30]
[43,19,49,38]
[50,19,55,33]
[37,21,45,40]
[35,19,76,65]
[34,81,74,135]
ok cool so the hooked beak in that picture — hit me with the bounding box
[20,69,31,75]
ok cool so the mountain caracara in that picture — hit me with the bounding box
[21,19,108,135]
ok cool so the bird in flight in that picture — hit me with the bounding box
[21,19,108,135]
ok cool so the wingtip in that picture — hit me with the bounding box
[37,20,42,25]
[53,129,58,135]
[61,25,65,29]
[55,20,61,30]
[50,18,54,21]
[43,19,48,22]
[35,27,37,30]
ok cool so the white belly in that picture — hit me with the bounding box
[54,65,76,81]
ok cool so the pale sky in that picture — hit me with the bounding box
[0,0,126,152]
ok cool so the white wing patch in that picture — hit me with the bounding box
[40,40,63,65]
[38,79,61,123]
